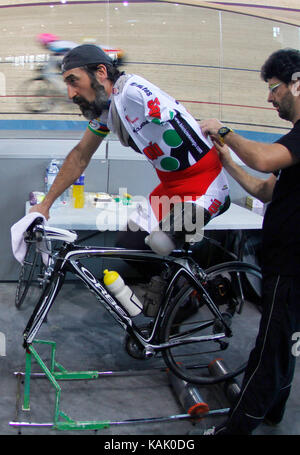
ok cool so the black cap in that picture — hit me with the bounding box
[61,44,113,73]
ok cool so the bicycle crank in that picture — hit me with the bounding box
[123,326,156,360]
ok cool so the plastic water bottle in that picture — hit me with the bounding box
[56,159,70,206]
[103,269,143,316]
[45,159,60,208]
[72,174,85,208]
[45,159,59,194]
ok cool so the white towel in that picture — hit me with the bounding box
[11,212,47,265]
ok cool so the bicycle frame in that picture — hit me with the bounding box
[23,242,230,353]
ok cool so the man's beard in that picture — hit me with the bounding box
[73,81,109,120]
[274,92,294,122]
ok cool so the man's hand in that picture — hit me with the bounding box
[213,140,234,169]
[29,202,50,220]
[200,118,224,144]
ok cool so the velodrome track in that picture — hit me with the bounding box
[0,0,300,139]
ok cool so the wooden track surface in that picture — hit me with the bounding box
[180,0,300,26]
[0,0,299,135]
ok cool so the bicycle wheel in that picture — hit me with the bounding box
[21,77,56,113]
[23,270,65,347]
[15,243,45,309]
[160,261,262,385]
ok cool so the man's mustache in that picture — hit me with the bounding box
[72,95,90,107]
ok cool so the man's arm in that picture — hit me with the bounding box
[200,119,299,173]
[30,128,103,219]
[214,141,276,203]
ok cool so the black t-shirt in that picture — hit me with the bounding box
[261,119,300,275]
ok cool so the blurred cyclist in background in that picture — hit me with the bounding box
[36,33,79,74]
[36,33,123,75]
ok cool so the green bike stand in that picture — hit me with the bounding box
[20,339,110,431]
[10,339,229,432]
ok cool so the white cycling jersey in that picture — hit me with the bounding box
[88,74,230,232]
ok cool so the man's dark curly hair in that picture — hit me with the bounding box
[261,48,300,84]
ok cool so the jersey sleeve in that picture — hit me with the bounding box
[88,111,110,138]
[124,82,176,125]
[275,126,300,159]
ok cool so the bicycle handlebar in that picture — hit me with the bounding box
[24,217,44,242]
[25,217,78,244]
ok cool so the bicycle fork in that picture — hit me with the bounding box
[23,270,65,348]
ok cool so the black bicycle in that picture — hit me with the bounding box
[15,226,102,309]
[21,217,262,385]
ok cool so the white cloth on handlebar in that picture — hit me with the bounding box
[11,212,46,264]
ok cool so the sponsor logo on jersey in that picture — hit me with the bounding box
[130,82,152,96]
[143,142,164,160]
[132,120,149,133]
[208,198,222,214]
[147,97,161,119]
[125,115,139,124]
[89,119,100,129]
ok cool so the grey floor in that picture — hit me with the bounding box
[0,280,299,437]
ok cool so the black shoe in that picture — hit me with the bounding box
[263,418,281,426]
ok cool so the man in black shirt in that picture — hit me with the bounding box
[199,48,300,435]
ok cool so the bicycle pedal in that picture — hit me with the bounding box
[213,312,232,334]
[37,276,49,285]
[144,346,155,358]
[217,340,229,350]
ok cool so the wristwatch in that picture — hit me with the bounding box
[218,126,234,144]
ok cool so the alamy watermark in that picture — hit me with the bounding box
[0,332,6,357]
[292,332,300,357]
[96,188,206,243]
[291,72,300,97]
[0,71,6,96]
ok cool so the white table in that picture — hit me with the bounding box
[205,203,263,230]
[26,201,263,232]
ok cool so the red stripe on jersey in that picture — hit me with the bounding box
[149,146,222,221]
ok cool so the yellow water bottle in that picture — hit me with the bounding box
[72,174,85,208]
[103,269,143,317]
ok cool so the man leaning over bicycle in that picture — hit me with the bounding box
[29,44,230,255]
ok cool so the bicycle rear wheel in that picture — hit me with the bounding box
[160,261,262,385]
[21,77,56,113]
[15,243,45,309]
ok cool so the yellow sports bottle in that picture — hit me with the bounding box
[72,174,85,208]
[103,269,143,316]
